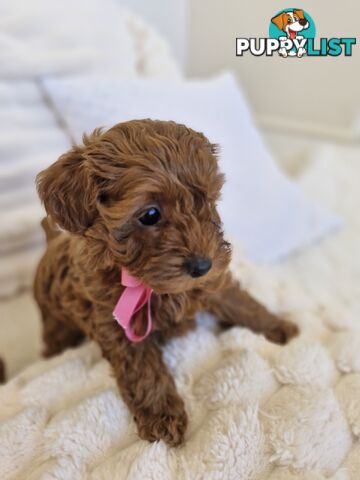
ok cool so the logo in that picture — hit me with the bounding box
[236,8,356,58]
[269,8,315,57]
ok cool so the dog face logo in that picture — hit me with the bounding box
[269,8,315,57]
[271,9,309,40]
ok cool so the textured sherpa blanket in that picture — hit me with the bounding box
[0,149,360,479]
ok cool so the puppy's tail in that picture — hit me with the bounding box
[0,357,6,384]
[41,217,61,243]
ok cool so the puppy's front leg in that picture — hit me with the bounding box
[207,272,299,344]
[94,322,187,447]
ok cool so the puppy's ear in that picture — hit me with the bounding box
[271,12,287,31]
[36,146,98,234]
[294,9,305,19]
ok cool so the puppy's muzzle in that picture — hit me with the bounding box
[185,256,212,278]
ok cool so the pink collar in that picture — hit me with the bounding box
[112,268,153,342]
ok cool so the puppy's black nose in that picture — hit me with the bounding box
[185,256,212,278]
[299,18,307,26]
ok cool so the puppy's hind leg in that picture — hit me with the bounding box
[41,310,85,358]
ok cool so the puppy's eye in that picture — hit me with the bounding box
[287,17,292,24]
[138,207,161,226]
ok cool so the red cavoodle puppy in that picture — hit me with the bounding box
[34,119,298,446]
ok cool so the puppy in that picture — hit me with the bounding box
[271,9,309,57]
[34,120,298,446]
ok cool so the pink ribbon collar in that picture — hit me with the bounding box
[113,268,153,342]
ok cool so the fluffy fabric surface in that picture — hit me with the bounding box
[1,146,360,480]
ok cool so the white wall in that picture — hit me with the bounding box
[118,0,359,140]
[186,0,360,140]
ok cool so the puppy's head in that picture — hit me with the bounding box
[271,9,309,39]
[37,120,231,294]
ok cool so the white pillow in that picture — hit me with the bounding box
[42,73,339,262]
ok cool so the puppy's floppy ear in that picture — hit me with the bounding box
[271,12,287,31]
[294,9,305,19]
[36,145,98,234]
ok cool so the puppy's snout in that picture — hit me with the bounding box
[185,256,212,278]
[299,18,307,26]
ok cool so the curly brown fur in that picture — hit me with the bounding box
[34,119,298,446]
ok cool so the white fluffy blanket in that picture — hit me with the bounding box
[1,148,360,479]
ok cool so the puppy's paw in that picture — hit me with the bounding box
[135,401,188,447]
[265,319,299,345]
